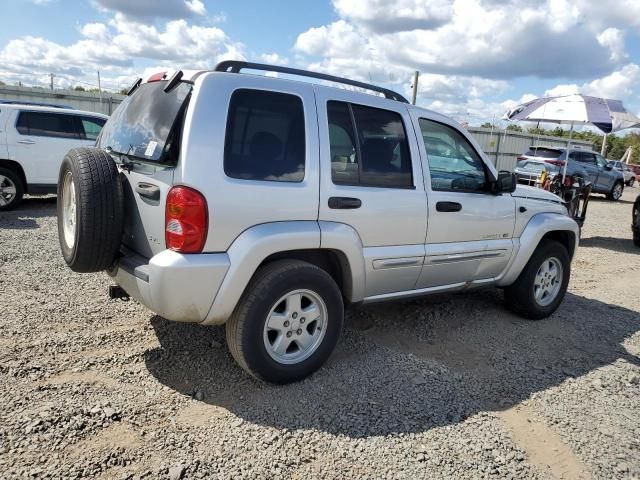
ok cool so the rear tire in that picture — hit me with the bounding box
[607,181,623,201]
[504,240,570,320]
[0,167,24,211]
[226,260,344,384]
[57,148,124,273]
[633,201,640,248]
[628,177,635,187]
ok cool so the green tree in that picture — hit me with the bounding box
[506,124,523,132]
[73,85,86,91]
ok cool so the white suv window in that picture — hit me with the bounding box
[16,111,81,139]
[419,118,488,192]
[224,89,305,182]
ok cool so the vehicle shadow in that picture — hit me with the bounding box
[144,291,640,438]
[588,196,634,205]
[0,196,56,229]
[579,236,638,254]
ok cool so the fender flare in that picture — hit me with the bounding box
[497,213,579,287]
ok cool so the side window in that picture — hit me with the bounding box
[15,112,80,139]
[419,118,488,192]
[327,101,413,188]
[224,89,305,182]
[80,117,106,141]
[579,152,596,164]
[594,154,608,168]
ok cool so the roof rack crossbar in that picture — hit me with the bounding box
[214,61,409,103]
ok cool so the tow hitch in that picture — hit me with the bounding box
[109,285,130,301]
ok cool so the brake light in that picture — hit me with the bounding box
[517,156,527,161]
[147,72,167,82]
[545,159,565,167]
[165,186,208,253]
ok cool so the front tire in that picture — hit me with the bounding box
[607,181,623,201]
[226,260,344,384]
[504,240,570,320]
[0,167,24,211]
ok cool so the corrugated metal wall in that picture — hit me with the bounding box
[468,127,593,171]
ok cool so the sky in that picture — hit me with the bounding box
[1,0,640,126]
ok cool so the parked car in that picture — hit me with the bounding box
[0,104,108,210]
[609,160,635,186]
[627,163,640,183]
[514,146,625,200]
[633,195,640,247]
[56,63,579,383]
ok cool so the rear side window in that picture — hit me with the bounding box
[224,89,305,182]
[79,117,106,141]
[16,112,80,139]
[525,147,562,159]
[327,101,412,188]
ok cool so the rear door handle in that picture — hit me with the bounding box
[135,182,160,201]
[328,197,361,209]
[17,139,36,145]
[436,201,462,212]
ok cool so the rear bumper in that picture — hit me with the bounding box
[108,249,230,323]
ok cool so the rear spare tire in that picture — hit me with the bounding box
[57,148,123,273]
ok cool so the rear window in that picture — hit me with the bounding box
[97,81,191,164]
[525,147,562,159]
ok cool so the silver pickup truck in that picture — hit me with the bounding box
[56,62,579,383]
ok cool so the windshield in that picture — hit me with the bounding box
[525,147,562,159]
[98,81,191,164]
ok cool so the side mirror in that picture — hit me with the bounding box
[493,170,517,194]
[604,163,613,171]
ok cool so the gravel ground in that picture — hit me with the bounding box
[0,188,639,479]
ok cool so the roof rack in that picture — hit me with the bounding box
[214,61,409,103]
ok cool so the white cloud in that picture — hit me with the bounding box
[295,0,623,80]
[0,13,246,91]
[597,28,627,63]
[332,0,453,33]
[259,53,289,65]
[93,0,207,20]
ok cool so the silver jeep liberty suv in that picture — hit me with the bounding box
[57,62,579,384]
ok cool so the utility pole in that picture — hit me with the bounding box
[49,73,55,90]
[97,71,103,107]
[411,71,419,105]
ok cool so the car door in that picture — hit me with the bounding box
[594,153,615,190]
[316,88,428,297]
[412,114,516,289]
[573,152,600,187]
[8,111,91,185]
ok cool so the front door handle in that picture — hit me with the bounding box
[135,182,160,201]
[17,139,36,145]
[328,196,362,209]
[436,201,462,212]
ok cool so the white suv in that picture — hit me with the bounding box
[0,103,107,209]
[56,63,579,383]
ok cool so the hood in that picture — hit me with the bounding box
[511,185,564,205]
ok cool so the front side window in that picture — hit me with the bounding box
[224,89,305,182]
[16,112,80,139]
[419,118,488,192]
[328,101,412,188]
[594,154,608,168]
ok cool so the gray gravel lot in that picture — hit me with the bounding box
[1,189,639,479]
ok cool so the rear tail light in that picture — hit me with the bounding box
[517,156,527,161]
[165,186,208,253]
[545,159,566,167]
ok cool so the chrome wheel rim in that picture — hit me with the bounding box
[0,174,17,207]
[263,289,327,365]
[62,171,77,248]
[613,183,622,199]
[534,257,563,307]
